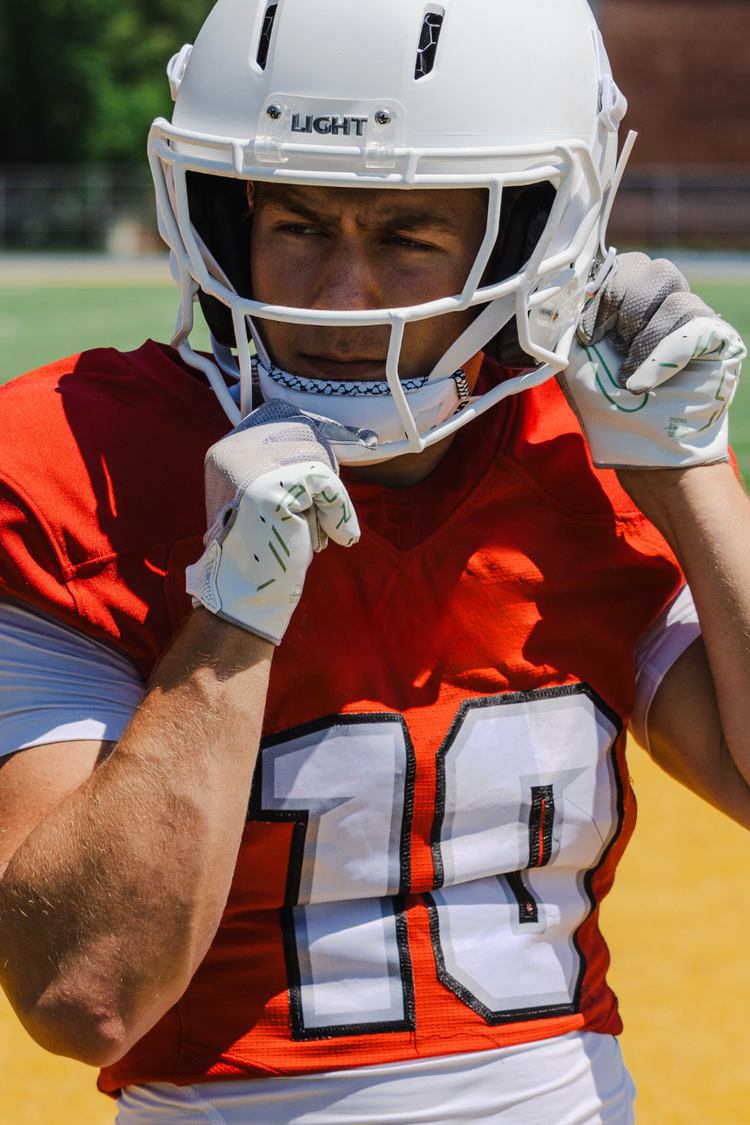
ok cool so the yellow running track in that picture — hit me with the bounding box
[1,740,749,1124]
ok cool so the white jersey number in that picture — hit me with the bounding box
[250,686,622,1039]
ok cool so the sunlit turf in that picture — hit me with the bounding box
[686,281,750,479]
[0,286,211,384]
[1,279,749,476]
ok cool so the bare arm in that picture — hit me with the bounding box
[621,462,750,828]
[0,608,272,1067]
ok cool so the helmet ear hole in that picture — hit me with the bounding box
[186,172,254,348]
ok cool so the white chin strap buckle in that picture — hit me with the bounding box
[585,246,617,300]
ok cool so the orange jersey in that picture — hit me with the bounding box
[0,343,682,1091]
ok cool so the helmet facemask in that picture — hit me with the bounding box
[150,0,630,461]
[186,175,557,364]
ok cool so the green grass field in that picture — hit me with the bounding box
[0,286,212,387]
[2,279,749,473]
[687,282,750,476]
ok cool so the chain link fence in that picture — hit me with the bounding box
[1,164,749,254]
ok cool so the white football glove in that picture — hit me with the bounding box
[560,252,746,468]
[186,400,373,644]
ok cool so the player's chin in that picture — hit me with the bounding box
[297,354,387,382]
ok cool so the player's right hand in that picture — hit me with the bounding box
[186,400,373,645]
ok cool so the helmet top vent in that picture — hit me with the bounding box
[415,9,444,79]
[256,4,278,70]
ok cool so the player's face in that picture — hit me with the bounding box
[250,184,487,382]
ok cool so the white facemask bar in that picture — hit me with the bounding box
[149,123,603,456]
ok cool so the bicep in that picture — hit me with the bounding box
[645,636,750,829]
[0,598,146,874]
[0,740,112,876]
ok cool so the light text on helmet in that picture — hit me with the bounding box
[291,113,368,137]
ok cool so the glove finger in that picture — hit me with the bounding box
[624,317,746,393]
[276,464,360,550]
[610,257,691,355]
[579,252,651,347]
[620,292,715,381]
[302,506,329,553]
[304,469,360,548]
[561,333,740,468]
[578,253,690,353]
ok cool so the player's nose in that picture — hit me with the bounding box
[309,234,384,312]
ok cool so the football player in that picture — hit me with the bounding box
[1,2,749,1123]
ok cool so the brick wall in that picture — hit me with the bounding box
[598,0,750,166]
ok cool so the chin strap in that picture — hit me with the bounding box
[253,357,471,447]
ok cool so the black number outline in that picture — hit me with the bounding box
[249,687,625,1037]
[280,896,416,1041]
[249,712,417,1040]
[427,683,625,1026]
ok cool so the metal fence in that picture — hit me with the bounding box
[0,165,159,253]
[1,164,749,253]
[608,169,750,248]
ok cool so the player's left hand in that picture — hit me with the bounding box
[559,252,746,468]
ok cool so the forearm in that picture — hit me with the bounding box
[619,462,750,785]
[0,609,272,1065]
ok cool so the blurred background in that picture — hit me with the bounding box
[598,0,750,249]
[1,0,748,255]
[0,0,212,254]
[1,1,750,1123]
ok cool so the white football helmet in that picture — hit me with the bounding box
[148,0,632,461]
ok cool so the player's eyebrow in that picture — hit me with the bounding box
[258,186,462,236]
[360,209,459,235]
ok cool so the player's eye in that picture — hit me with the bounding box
[384,234,435,251]
[278,222,327,238]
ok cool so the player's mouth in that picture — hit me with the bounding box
[299,353,387,381]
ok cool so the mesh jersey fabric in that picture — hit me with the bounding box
[0,591,645,1121]
[0,341,684,1092]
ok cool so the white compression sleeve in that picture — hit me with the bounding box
[0,588,699,763]
[0,598,145,759]
[630,584,701,753]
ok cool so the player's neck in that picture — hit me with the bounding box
[346,433,455,489]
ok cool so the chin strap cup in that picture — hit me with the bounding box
[253,358,470,449]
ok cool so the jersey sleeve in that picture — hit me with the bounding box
[0,598,145,759]
[0,480,78,619]
[630,584,701,753]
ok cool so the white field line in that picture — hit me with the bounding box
[0,255,173,287]
[2,252,750,289]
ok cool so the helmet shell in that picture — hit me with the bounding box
[173,0,612,180]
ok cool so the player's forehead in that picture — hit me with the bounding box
[253,182,487,233]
